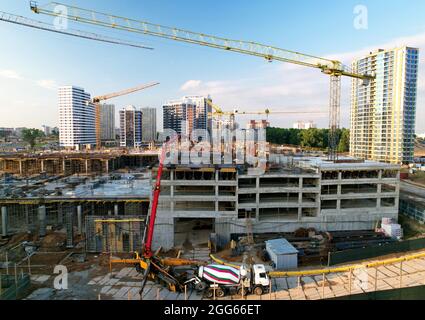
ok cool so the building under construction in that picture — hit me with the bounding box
[0,163,151,252]
[154,157,400,250]
[0,152,157,176]
[0,147,400,254]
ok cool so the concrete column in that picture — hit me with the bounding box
[337,173,342,212]
[66,210,74,248]
[58,204,63,225]
[256,177,260,219]
[1,206,8,238]
[153,216,174,251]
[298,192,303,221]
[38,205,47,237]
[41,160,44,173]
[62,159,66,174]
[85,160,89,175]
[299,177,304,220]
[215,185,219,212]
[105,160,109,174]
[77,205,83,235]
[25,206,30,232]
[170,182,175,212]
[114,204,119,216]
[19,160,23,176]
[256,192,260,219]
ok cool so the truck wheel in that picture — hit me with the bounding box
[135,264,143,273]
[237,287,248,296]
[216,288,225,298]
[204,289,214,299]
[195,282,207,292]
[253,286,264,296]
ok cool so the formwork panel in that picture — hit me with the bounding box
[85,215,145,253]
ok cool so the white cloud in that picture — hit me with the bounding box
[329,32,425,64]
[0,69,59,91]
[180,79,202,91]
[0,69,22,80]
[36,79,58,91]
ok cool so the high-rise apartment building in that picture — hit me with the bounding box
[42,125,51,136]
[98,104,115,142]
[350,46,419,164]
[163,96,212,140]
[247,120,270,130]
[58,86,96,149]
[293,121,317,129]
[141,107,157,142]
[119,105,142,148]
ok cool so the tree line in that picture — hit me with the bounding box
[266,127,350,152]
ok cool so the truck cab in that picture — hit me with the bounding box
[252,264,270,287]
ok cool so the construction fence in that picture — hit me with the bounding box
[0,273,31,300]
[328,238,425,266]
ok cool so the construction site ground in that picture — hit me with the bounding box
[14,246,425,300]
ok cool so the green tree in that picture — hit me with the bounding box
[267,126,348,151]
[21,128,45,149]
[300,128,323,148]
[337,128,350,153]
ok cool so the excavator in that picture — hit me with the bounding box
[110,135,206,294]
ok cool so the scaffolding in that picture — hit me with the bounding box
[85,216,145,253]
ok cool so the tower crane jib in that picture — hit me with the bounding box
[31,1,375,160]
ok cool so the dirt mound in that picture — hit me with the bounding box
[38,232,67,252]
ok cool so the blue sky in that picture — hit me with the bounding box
[0,0,424,131]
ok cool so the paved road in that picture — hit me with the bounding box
[400,181,425,198]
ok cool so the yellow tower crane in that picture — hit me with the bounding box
[31,1,375,160]
[90,82,159,149]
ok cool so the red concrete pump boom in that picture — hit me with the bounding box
[144,135,179,258]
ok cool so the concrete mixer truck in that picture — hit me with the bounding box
[185,264,270,298]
